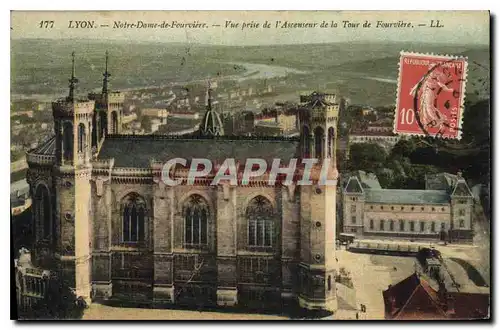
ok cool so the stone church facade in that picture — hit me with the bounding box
[24,53,340,312]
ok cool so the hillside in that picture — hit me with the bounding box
[11,39,489,102]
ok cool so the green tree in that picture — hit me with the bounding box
[391,139,417,159]
[348,143,387,173]
[140,116,152,132]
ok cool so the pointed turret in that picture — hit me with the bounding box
[200,80,224,136]
[67,51,79,102]
[451,172,474,197]
[102,50,111,95]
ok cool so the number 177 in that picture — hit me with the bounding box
[39,21,54,28]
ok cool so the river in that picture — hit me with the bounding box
[12,61,309,101]
[226,62,307,82]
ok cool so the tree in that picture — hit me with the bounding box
[391,139,417,159]
[348,143,387,173]
[140,116,152,132]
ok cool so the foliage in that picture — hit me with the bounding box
[18,279,86,320]
[140,116,152,132]
[348,143,387,173]
[348,96,490,189]
[390,139,417,159]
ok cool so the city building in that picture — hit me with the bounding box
[168,111,200,120]
[122,113,138,125]
[141,108,169,124]
[342,171,474,242]
[383,267,489,320]
[253,113,297,137]
[22,53,341,313]
[347,131,402,154]
[254,122,283,136]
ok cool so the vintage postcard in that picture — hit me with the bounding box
[10,11,490,320]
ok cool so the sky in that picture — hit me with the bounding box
[11,11,489,46]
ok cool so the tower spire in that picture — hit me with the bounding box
[68,51,79,101]
[200,79,224,136]
[206,79,213,111]
[102,50,111,94]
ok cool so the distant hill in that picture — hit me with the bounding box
[315,46,490,105]
[11,39,489,104]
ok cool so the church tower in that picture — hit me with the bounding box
[89,51,124,148]
[297,92,339,312]
[52,52,94,302]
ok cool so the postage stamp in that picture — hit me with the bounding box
[10,11,490,321]
[394,51,468,140]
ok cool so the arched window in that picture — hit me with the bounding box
[78,123,86,153]
[62,122,73,161]
[122,193,146,243]
[184,194,209,247]
[399,220,405,231]
[302,126,310,157]
[431,222,436,232]
[314,126,324,159]
[99,111,107,137]
[247,196,274,248]
[380,220,385,231]
[35,185,52,242]
[389,220,394,231]
[327,127,335,158]
[91,114,98,148]
[111,111,118,134]
[369,219,374,230]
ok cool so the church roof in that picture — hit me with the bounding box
[97,135,299,168]
[28,136,56,156]
[364,189,450,205]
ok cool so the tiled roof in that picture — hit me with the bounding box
[383,273,447,320]
[383,272,490,320]
[451,180,474,198]
[357,171,382,189]
[425,173,458,191]
[97,135,299,168]
[365,189,450,205]
[344,176,364,194]
[28,136,56,156]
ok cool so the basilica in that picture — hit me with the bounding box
[23,53,340,312]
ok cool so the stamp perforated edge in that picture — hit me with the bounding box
[393,50,468,140]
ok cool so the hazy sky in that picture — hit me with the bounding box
[11,11,489,45]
